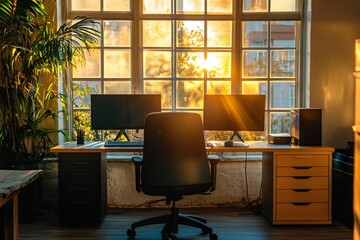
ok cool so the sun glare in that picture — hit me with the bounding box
[201,59,220,71]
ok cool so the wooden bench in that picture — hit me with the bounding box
[0,170,42,240]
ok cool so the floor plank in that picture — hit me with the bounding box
[19,208,353,240]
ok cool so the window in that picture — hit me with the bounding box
[67,0,303,141]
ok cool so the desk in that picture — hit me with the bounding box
[51,141,334,225]
[0,170,42,240]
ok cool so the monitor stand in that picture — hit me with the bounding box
[114,129,130,142]
[229,131,245,143]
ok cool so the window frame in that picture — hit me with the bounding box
[63,0,306,141]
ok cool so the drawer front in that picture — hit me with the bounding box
[277,166,328,177]
[61,172,99,187]
[276,154,329,167]
[60,160,98,173]
[277,189,328,203]
[59,153,101,173]
[277,177,328,189]
[276,203,329,221]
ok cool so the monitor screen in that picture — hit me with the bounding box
[203,94,266,132]
[91,94,161,130]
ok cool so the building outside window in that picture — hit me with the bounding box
[66,0,303,142]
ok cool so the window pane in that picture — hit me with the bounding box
[208,21,232,47]
[104,50,131,78]
[243,50,268,78]
[143,51,172,78]
[73,51,101,78]
[144,80,172,108]
[271,21,295,48]
[143,21,171,47]
[177,0,204,14]
[143,0,171,14]
[104,21,131,47]
[243,0,268,12]
[73,20,101,47]
[177,52,204,78]
[242,81,267,95]
[73,110,99,141]
[104,0,130,11]
[177,21,204,47]
[208,0,232,14]
[271,0,296,12]
[104,81,131,94]
[270,112,290,134]
[207,81,231,94]
[206,52,231,78]
[270,50,295,78]
[242,81,268,108]
[243,21,268,48]
[72,81,101,108]
[270,81,295,109]
[176,81,204,108]
[71,0,100,11]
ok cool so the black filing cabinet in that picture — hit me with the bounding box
[58,152,107,226]
[332,150,353,229]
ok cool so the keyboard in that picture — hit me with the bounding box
[104,141,143,147]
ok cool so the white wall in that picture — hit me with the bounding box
[310,0,360,148]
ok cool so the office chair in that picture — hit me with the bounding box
[127,112,219,240]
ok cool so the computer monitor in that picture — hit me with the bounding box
[91,94,161,141]
[203,94,266,142]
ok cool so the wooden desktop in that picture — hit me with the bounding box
[51,141,334,226]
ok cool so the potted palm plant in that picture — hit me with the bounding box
[0,0,99,167]
[0,0,99,223]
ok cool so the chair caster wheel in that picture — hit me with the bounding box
[209,232,218,240]
[127,229,136,239]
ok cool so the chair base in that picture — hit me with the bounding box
[127,201,217,240]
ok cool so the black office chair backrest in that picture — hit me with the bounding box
[141,112,211,191]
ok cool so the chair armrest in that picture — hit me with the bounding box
[132,156,143,192]
[208,155,220,191]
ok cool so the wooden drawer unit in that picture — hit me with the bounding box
[262,151,332,225]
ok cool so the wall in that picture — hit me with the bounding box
[310,0,360,148]
[107,156,262,208]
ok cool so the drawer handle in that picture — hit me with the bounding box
[72,187,91,191]
[292,202,311,206]
[293,156,315,159]
[72,162,91,166]
[292,189,311,192]
[292,176,311,179]
[71,173,91,177]
[292,166,312,170]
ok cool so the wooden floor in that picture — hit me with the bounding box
[19,207,353,240]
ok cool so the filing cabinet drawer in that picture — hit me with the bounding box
[276,154,329,167]
[277,189,328,203]
[277,166,328,177]
[277,176,328,189]
[276,203,329,221]
[60,160,98,173]
[61,172,99,187]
